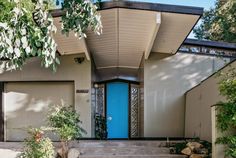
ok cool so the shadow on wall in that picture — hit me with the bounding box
[148,53,216,83]
[6,94,54,140]
[144,52,229,137]
[4,82,74,141]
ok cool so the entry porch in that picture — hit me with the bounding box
[0,140,188,158]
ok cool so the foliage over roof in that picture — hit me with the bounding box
[194,0,236,43]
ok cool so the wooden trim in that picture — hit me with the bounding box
[95,79,140,85]
[82,38,91,61]
[96,66,140,69]
[145,13,161,59]
[104,83,107,138]
[128,83,131,139]
[0,82,4,141]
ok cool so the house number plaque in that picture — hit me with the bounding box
[76,89,89,93]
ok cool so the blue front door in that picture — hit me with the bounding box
[106,82,129,139]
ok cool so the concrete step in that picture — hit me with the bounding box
[0,140,183,148]
[0,141,187,158]
[79,155,187,158]
[73,140,182,148]
[74,141,186,158]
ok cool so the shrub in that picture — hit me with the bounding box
[173,142,187,154]
[19,128,54,158]
[48,105,86,158]
[95,113,107,139]
[0,0,102,71]
[216,67,236,157]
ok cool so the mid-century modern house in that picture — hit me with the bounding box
[0,1,236,144]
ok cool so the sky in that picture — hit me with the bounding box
[128,0,215,9]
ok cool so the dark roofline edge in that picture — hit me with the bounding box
[184,38,236,50]
[50,1,204,17]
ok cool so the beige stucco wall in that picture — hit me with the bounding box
[4,82,74,141]
[185,61,236,157]
[185,72,222,141]
[0,54,92,140]
[185,72,224,141]
[144,52,229,137]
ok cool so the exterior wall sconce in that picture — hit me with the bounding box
[94,83,99,88]
[74,57,85,64]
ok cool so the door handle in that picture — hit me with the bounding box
[107,116,112,121]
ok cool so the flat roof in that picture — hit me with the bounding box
[184,39,236,50]
[51,1,203,17]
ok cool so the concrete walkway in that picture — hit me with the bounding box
[0,149,20,158]
[0,141,187,158]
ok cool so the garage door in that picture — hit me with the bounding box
[4,82,74,141]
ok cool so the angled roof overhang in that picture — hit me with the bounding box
[52,1,203,78]
[53,18,90,60]
[51,1,203,17]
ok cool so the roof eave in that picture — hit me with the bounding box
[50,1,204,17]
[184,39,236,50]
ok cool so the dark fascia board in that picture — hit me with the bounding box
[50,1,203,17]
[99,1,203,15]
[184,38,236,50]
